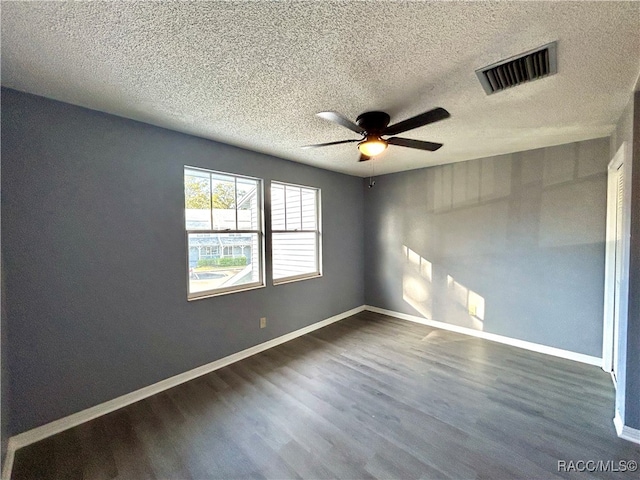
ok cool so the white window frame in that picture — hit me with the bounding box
[185,166,265,300]
[271,181,322,285]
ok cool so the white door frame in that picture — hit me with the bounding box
[602,142,630,416]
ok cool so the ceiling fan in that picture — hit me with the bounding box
[302,107,450,161]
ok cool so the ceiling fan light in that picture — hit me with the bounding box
[358,137,387,157]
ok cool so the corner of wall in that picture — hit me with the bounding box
[624,89,640,431]
[1,251,10,471]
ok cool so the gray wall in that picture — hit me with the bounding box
[1,88,364,435]
[628,91,640,431]
[364,139,610,357]
[611,90,640,430]
[1,85,632,441]
[1,255,8,463]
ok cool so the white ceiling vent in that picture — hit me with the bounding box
[476,42,558,95]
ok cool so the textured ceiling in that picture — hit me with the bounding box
[2,1,639,177]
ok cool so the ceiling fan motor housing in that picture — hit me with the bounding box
[355,111,391,134]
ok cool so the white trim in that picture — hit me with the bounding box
[1,305,365,479]
[187,282,265,301]
[604,142,632,426]
[270,181,322,286]
[1,440,16,480]
[614,410,625,435]
[365,306,602,366]
[601,150,618,371]
[273,272,322,286]
[614,411,640,445]
[602,143,628,375]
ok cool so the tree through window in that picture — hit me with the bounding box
[184,167,264,299]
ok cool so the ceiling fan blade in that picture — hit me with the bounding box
[317,111,366,135]
[301,139,359,149]
[383,107,450,136]
[358,154,372,162]
[387,137,443,151]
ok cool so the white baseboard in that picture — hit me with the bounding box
[365,305,602,366]
[614,411,640,445]
[1,305,365,480]
[1,442,15,480]
[614,411,625,435]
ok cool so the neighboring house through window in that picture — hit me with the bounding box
[184,167,264,299]
[271,181,321,284]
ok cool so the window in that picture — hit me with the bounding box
[271,182,321,284]
[199,246,219,258]
[184,167,264,299]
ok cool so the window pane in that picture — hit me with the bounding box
[285,186,301,230]
[301,188,317,230]
[272,232,317,280]
[185,170,211,230]
[237,177,260,230]
[271,184,286,230]
[188,233,260,294]
[211,173,236,230]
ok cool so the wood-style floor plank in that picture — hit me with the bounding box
[11,311,640,479]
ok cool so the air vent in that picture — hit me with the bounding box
[476,42,557,95]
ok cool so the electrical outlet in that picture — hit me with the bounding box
[260,317,267,328]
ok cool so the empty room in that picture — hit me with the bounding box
[1,1,640,479]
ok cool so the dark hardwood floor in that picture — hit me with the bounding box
[11,311,640,479]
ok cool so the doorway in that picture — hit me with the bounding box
[602,143,628,385]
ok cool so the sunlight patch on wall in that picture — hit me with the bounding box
[403,245,432,281]
[401,245,486,330]
[403,275,433,319]
[447,275,485,330]
[402,245,433,319]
